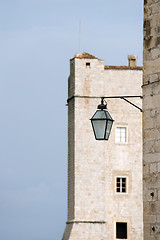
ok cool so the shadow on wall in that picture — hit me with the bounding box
[62,223,73,240]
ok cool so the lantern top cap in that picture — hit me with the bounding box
[98,103,107,110]
[97,97,107,110]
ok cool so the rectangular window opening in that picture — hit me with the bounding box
[116,177,127,193]
[86,62,90,68]
[116,222,127,239]
[116,127,127,143]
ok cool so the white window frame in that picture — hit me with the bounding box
[115,176,128,194]
[115,126,128,143]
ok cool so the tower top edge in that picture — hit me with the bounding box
[70,52,103,61]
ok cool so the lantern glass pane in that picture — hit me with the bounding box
[105,120,113,140]
[104,110,113,120]
[92,120,106,139]
[92,110,106,119]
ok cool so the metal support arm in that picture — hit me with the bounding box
[102,96,143,112]
[67,95,143,112]
[120,97,142,112]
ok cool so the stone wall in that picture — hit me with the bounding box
[143,0,160,239]
[62,53,143,240]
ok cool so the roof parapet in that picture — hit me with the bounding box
[70,52,102,61]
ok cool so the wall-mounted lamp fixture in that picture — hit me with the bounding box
[67,94,142,141]
[90,98,114,140]
[90,96,142,141]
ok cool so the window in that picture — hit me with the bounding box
[86,62,90,68]
[116,222,127,239]
[116,127,127,143]
[116,177,127,193]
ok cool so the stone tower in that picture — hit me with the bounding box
[143,0,160,239]
[62,52,143,240]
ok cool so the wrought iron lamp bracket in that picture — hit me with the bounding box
[67,95,143,112]
[100,96,143,112]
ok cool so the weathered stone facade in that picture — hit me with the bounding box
[143,0,160,239]
[62,52,143,240]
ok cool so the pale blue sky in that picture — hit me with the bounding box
[0,1,143,239]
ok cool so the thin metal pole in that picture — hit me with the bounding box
[78,20,81,53]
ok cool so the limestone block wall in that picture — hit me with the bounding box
[102,69,143,240]
[62,53,143,240]
[143,0,160,239]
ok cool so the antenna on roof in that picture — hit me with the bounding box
[78,20,81,53]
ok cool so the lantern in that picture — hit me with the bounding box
[90,98,114,140]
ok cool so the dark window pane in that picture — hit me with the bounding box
[122,188,126,193]
[116,222,127,239]
[117,188,120,192]
[117,183,120,187]
[117,178,120,182]
[86,62,90,67]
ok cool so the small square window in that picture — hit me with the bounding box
[116,177,127,193]
[116,127,127,143]
[86,62,90,68]
[116,222,127,239]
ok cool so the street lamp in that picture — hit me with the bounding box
[90,98,114,140]
[67,94,142,141]
[90,95,142,141]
